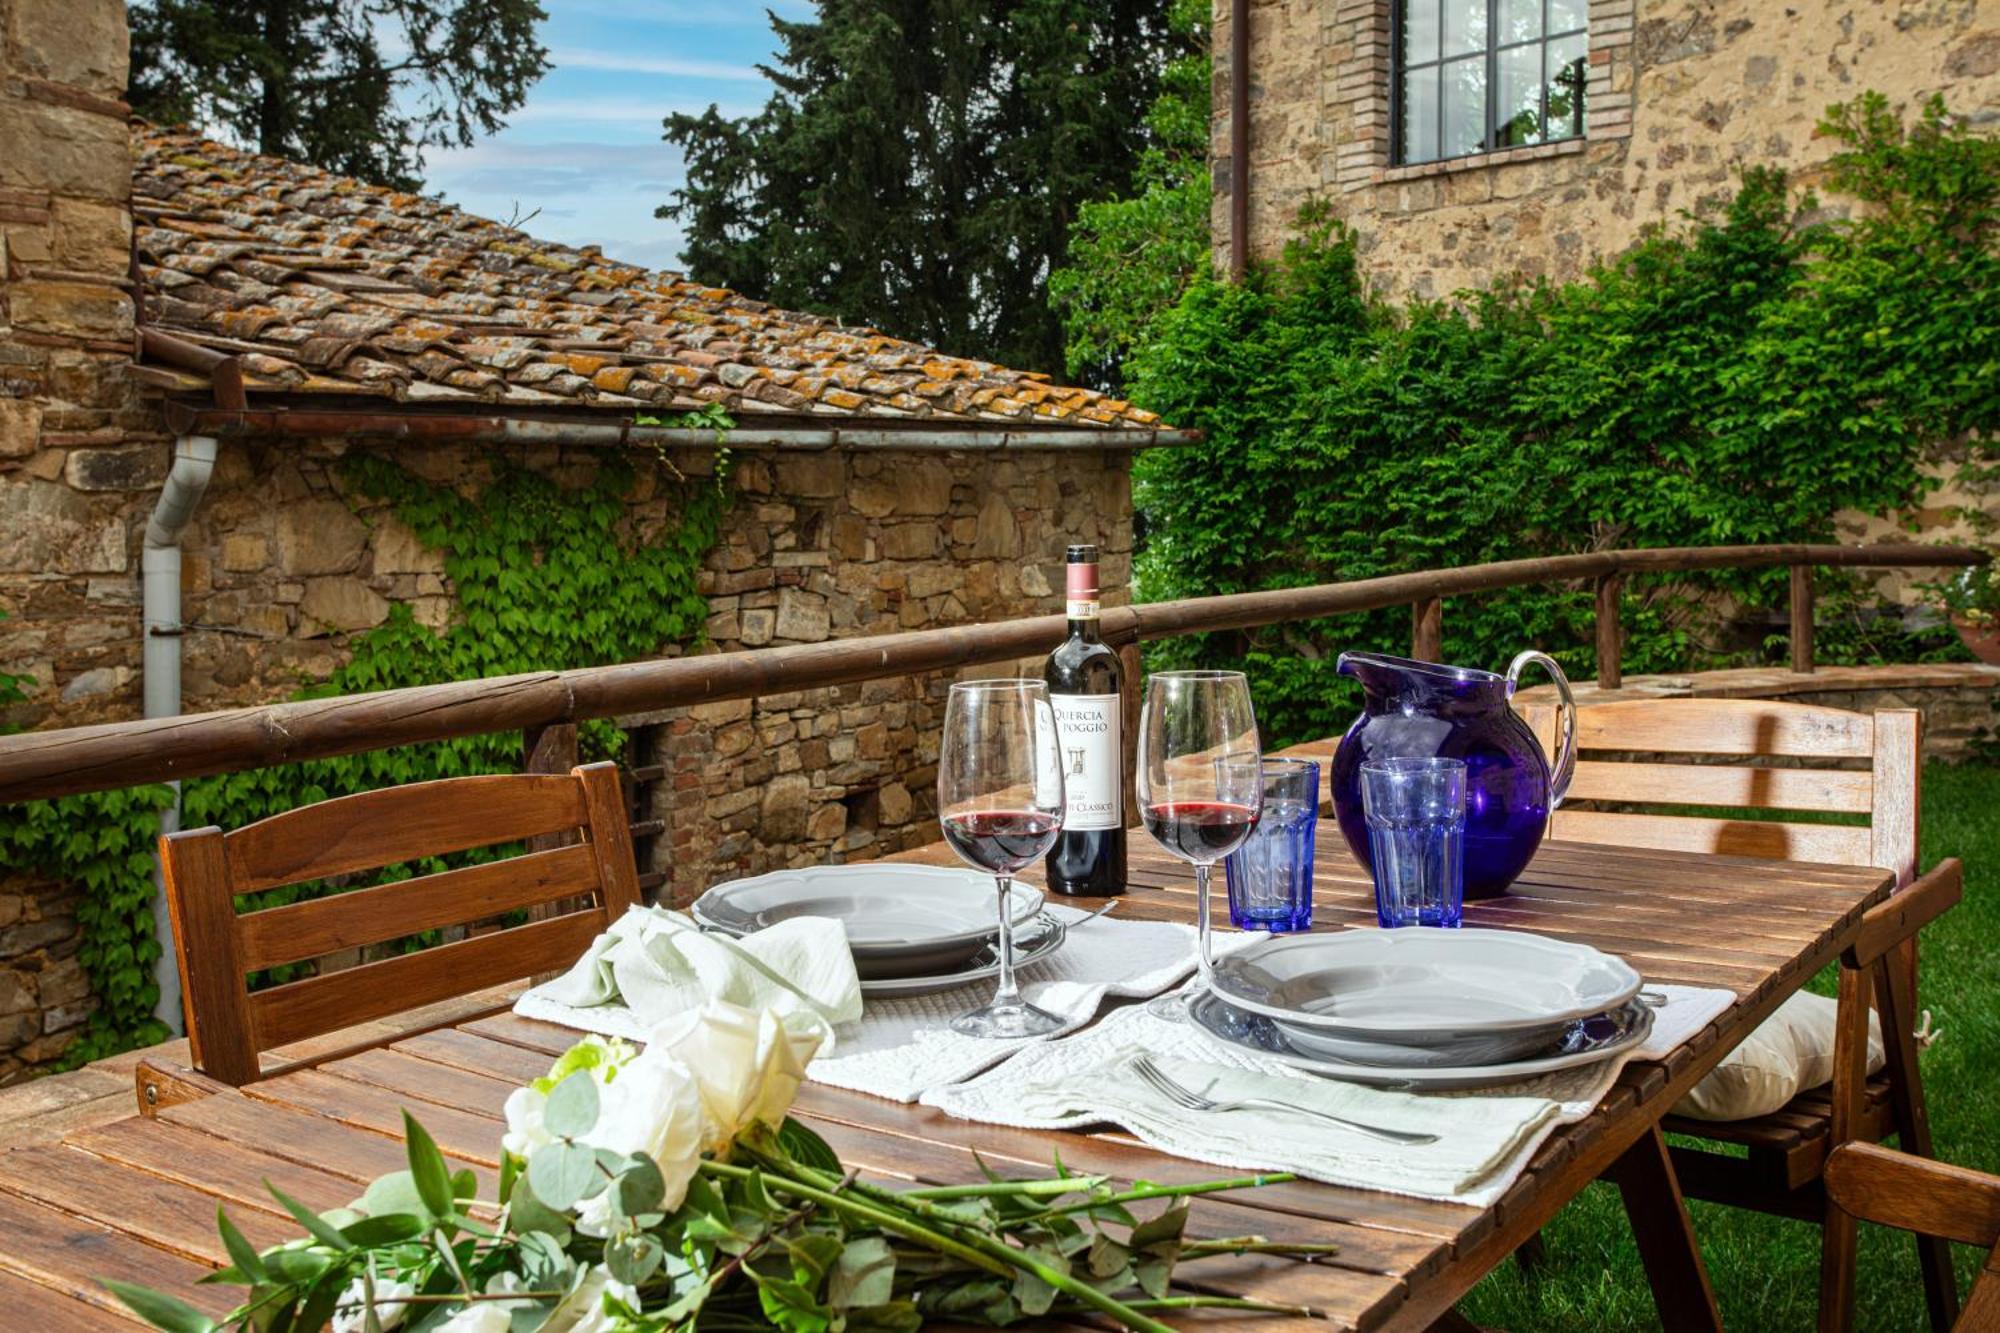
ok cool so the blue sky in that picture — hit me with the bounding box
[419,1,807,273]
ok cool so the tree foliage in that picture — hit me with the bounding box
[1122,95,1998,746]
[129,0,550,189]
[660,0,1183,375]
[1047,0,1211,387]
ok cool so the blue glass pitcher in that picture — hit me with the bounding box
[1330,651,1576,899]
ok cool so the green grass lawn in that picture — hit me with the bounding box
[1459,760,2000,1331]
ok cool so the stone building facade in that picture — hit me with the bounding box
[0,0,1168,1077]
[1214,0,2000,298]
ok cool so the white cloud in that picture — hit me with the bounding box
[551,47,767,82]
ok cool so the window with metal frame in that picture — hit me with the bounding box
[1393,0,1588,166]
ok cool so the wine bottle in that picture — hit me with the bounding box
[1043,544,1127,895]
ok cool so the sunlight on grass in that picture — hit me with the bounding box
[1459,761,2000,1331]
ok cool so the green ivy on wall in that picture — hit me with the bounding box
[0,440,728,1068]
[1122,93,1997,746]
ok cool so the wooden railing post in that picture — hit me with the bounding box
[1791,565,1816,675]
[1411,598,1443,662]
[1595,574,1624,691]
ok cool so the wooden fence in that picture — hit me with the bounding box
[0,542,1982,815]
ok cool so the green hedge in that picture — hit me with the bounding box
[1123,94,1998,746]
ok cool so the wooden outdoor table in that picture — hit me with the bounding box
[0,826,1890,1330]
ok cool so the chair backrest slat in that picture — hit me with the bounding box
[237,843,604,972]
[1549,809,1876,866]
[225,774,591,894]
[1565,759,1874,813]
[1521,698,1920,887]
[249,912,608,1053]
[1572,697,1876,757]
[162,762,641,1085]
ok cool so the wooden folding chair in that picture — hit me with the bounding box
[1826,1143,2000,1331]
[155,762,642,1090]
[1521,698,1962,1332]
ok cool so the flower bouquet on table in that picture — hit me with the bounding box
[106,999,1335,1333]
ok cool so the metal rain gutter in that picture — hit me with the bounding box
[141,433,218,1031]
[162,403,1203,451]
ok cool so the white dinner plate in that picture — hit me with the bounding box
[692,865,1044,978]
[1188,988,1653,1090]
[860,913,1069,999]
[1209,928,1641,1045]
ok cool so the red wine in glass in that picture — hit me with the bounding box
[1141,800,1257,862]
[942,810,1062,875]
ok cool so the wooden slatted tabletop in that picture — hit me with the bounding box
[0,829,1890,1330]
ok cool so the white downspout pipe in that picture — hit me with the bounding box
[142,434,218,1032]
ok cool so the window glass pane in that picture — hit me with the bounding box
[1494,43,1543,148]
[1546,32,1588,138]
[1441,55,1487,157]
[1441,0,1486,59]
[1499,0,1541,44]
[1402,1,1439,66]
[1548,0,1587,32]
[1401,66,1441,163]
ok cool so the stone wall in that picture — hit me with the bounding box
[1214,0,2000,299]
[0,0,139,1075]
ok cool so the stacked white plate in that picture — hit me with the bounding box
[1193,929,1651,1089]
[691,865,1063,997]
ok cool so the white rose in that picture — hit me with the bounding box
[580,1043,705,1216]
[540,1265,640,1333]
[332,1274,415,1332]
[502,1084,552,1159]
[651,999,823,1154]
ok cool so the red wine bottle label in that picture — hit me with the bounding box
[1051,693,1121,831]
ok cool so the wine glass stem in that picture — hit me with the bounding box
[993,873,1020,1007]
[1194,862,1216,985]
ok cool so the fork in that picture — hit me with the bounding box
[1127,1054,1441,1146]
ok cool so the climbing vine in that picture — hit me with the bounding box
[0,439,729,1067]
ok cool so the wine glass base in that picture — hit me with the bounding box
[1145,991,1191,1022]
[950,999,1067,1039]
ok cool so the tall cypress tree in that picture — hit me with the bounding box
[661,0,1178,375]
[129,0,549,191]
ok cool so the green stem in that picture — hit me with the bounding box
[717,1152,1180,1333]
[1053,1294,1321,1316]
[1182,1236,1344,1259]
[1038,1173,1298,1218]
[698,1161,1010,1280]
[901,1176,1108,1200]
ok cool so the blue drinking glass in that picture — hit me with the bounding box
[1359,757,1467,928]
[1222,758,1319,932]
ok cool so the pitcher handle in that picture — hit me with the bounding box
[1507,650,1576,808]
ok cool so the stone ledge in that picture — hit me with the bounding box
[1373,136,1587,185]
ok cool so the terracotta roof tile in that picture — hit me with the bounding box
[131,125,1163,432]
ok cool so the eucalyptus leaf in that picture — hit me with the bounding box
[606,1233,665,1286]
[615,1154,665,1216]
[542,1069,600,1139]
[829,1237,895,1311]
[265,1182,352,1251]
[358,1170,425,1220]
[527,1140,596,1212]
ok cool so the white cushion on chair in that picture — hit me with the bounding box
[1672,991,1886,1122]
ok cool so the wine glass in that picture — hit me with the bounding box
[937,679,1068,1039]
[1137,671,1261,1011]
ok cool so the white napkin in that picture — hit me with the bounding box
[523,905,863,1042]
[517,904,1260,1103]
[808,906,1263,1103]
[922,982,1736,1207]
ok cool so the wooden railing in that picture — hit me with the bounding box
[0,541,1981,809]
